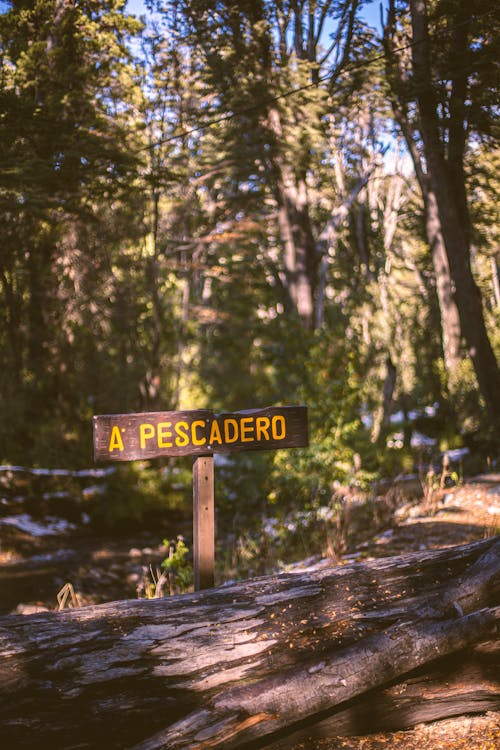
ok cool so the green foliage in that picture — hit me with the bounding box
[0,0,497,572]
[89,462,191,531]
[206,323,376,556]
[270,327,375,503]
[161,536,193,593]
[0,0,145,465]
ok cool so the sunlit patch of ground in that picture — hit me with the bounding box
[295,712,500,750]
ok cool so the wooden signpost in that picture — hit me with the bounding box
[93,405,308,590]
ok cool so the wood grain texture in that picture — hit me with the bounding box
[0,537,498,750]
[93,406,308,460]
[193,455,215,590]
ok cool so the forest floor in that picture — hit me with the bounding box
[292,711,500,750]
[0,470,499,748]
[333,471,500,563]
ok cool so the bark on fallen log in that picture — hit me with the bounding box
[0,537,498,750]
[266,646,500,748]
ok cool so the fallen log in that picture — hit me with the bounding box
[0,537,498,750]
[266,646,500,748]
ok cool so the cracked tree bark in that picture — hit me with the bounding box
[0,537,498,750]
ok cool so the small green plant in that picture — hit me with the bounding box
[161,536,193,595]
[138,537,193,599]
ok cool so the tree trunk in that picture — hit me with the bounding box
[314,172,371,327]
[27,241,51,379]
[426,187,463,372]
[371,355,397,444]
[491,256,500,309]
[383,8,463,375]
[268,107,317,328]
[0,537,498,750]
[0,264,23,376]
[409,0,500,432]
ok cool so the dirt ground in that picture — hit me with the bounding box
[294,712,500,750]
[355,472,499,558]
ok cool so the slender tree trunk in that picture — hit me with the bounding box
[268,108,317,328]
[0,265,23,375]
[491,256,500,309]
[173,265,191,409]
[141,189,163,409]
[372,355,397,444]
[426,188,462,371]
[383,10,463,375]
[27,241,52,379]
[275,177,316,327]
[315,174,371,327]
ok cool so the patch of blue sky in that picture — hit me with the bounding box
[125,1,388,33]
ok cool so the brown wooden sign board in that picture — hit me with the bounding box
[93,405,308,591]
[93,405,308,462]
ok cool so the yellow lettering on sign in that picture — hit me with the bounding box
[191,420,207,446]
[209,420,223,445]
[255,417,271,441]
[174,421,189,447]
[157,422,173,448]
[271,415,286,440]
[108,425,124,452]
[223,418,238,443]
[140,423,155,449]
[240,417,255,442]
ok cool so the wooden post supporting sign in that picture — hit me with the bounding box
[93,405,308,591]
[192,455,214,590]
